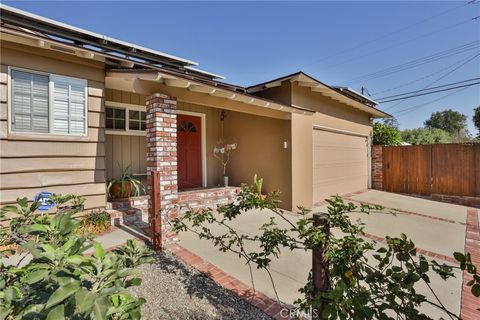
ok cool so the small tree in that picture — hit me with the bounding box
[473,106,480,138]
[373,122,403,145]
[173,178,480,319]
[401,127,451,145]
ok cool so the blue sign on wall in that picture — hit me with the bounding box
[34,192,55,211]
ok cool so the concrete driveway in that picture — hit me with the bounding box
[178,190,476,319]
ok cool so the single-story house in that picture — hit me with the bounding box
[0,5,389,233]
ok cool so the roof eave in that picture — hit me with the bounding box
[106,70,315,116]
[248,72,390,118]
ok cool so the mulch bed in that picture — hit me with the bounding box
[129,251,272,320]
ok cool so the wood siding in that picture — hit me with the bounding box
[106,135,147,179]
[0,42,106,209]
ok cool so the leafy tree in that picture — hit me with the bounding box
[425,109,469,137]
[373,122,403,145]
[173,178,480,319]
[474,106,480,138]
[381,117,400,129]
[401,127,451,145]
[0,195,153,319]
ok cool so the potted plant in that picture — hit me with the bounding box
[107,164,145,199]
[213,140,237,187]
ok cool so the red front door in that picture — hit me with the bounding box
[177,114,202,189]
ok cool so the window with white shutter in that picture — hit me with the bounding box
[11,70,49,133]
[51,76,87,135]
[9,68,87,136]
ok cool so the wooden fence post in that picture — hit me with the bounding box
[151,171,162,250]
[312,212,330,319]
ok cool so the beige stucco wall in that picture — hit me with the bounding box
[223,110,292,209]
[0,41,106,209]
[290,83,373,209]
[252,81,292,106]
[292,85,372,134]
[290,113,314,209]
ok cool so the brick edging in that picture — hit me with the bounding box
[165,244,293,320]
[460,208,480,319]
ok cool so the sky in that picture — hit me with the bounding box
[4,1,480,134]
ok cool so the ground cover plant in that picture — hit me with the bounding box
[172,176,480,320]
[0,194,153,320]
[77,210,111,236]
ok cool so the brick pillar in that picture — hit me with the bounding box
[371,145,383,190]
[146,93,178,246]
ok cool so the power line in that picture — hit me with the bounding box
[394,86,473,117]
[325,17,477,72]
[377,77,480,101]
[299,1,471,69]
[377,80,480,103]
[383,52,480,111]
[341,41,480,84]
[371,52,480,96]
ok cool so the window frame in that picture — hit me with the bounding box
[106,106,127,131]
[8,66,88,137]
[105,102,147,136]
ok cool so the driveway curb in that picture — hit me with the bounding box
[460,207,480,320]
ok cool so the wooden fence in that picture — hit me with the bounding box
[382,144,480,197]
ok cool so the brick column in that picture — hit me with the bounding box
[372,145,383,190]
[146,93,178,246]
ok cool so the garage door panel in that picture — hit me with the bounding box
[313,129,368,204]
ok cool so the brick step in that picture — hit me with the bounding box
[181,195,235,210]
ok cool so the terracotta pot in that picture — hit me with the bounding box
[109,181,133,199]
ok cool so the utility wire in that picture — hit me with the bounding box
[394,86,473,117]
[299,1,471,69]
[383,52,480,111]
[341,41,480,84]
[325,17,477,72]
[371,52,480,96]
[377,77,480,101]
[377,81,480,103]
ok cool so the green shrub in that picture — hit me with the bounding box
[373,122,403,146]
[78,210,111,236]
[0,195,153,320]
[401,127,451,145]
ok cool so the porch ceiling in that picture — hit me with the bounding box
[106,70,314,120]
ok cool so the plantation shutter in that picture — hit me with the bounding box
[11,70,49,133]
[52,76,87,135]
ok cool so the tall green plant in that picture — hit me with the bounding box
[373,122,403,146]
[172,178,479,319]
[0,195,153,320]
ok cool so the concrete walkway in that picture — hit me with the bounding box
[178,190,472,319]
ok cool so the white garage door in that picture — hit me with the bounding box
[313,128,369,204]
